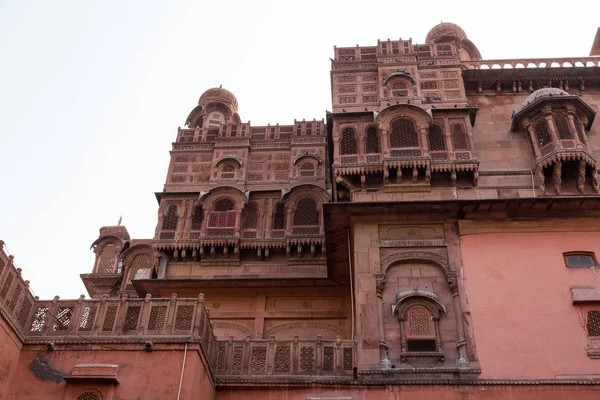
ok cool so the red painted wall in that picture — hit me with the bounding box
[216,385,600,399]
[461,225,600,379]
[5,344,214,400]
[0,318,22,400]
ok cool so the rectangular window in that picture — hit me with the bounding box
[564,252,597,268]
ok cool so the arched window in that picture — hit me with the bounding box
[587,310,600,337]
[292,197,320,235]
[391,81,408,97]
[207,198,237,236]
[96,244,118,273]
[77,392,101,400]
[535,120,552,147]
[340,128,358,155]
[162,205,179,231]
[451,123,469,150]
[390,118,419,148]
[299,162,316,177]
[273,202,286,230]
[405,305,437,352]
[127,254,152,289]
[191,206,204,230]
[221,165,235,179]
[243,203,258,230]
[428,124,446,151]
[554,114,572,140]
[366,126,380,154]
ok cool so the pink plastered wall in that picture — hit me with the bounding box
[460,226,600,379]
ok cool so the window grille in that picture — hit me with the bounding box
[273,202,286,230]
[554,114,572,140]
[0,273,14,300]
[162,205,179,231]
[451,123,469,150]
[293,197,319,234]
[428,124,446,151]
[30,307,48,332]
[78,305,97,332]
[587,310,600,337]
[405,305,437,352]
[208,198,236,228]
[191,206,204,230]
[77,391,101,400]
[123,305,141,331]
[340,128,358,155]
[243,203,258,229]
[299,162,316,177]
[535,120,552,147]
[97,244,118,273]
[221,164,235,179]
[390,118,418,148]
[366,126,380,153]
[125,254,152,290]
[53,307,73,331]
[564,252,596,267]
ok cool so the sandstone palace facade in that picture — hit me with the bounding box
[2,23,600,399]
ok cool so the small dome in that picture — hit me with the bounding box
[426,22,467,44]
[522,87,569,110]
[198,87,238,110]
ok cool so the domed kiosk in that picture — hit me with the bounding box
[425,22,481,61]
[185,87,241,128]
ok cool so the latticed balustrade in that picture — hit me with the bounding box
[215,337,355,376]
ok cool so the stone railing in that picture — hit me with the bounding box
[0,246,217,362]
[215,336,355,376]
[0,242,38,340]
[463,57,600,70]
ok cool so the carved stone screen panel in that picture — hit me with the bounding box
[390,118,419,148]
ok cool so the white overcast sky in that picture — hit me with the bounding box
[1,0,599,299]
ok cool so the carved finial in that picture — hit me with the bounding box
[118,215,122,226]
[219,84,222,88]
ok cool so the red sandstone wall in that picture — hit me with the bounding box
[6,344,214,400]
[460,219,600,379]
[216,385,600,399]
[0,318,22,400]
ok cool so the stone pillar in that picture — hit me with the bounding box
[525,121,542,158]
[566,110,584,146]
[420,127,429,155]
[380,129,390,157]
[375,273,391,368]
[554,160,562,194]
[543,107,561,148]
[448,272,469,365]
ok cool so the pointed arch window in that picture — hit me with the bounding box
[191,205,204,230]
[534,120,552,147]
[162,205,179,231]
[340,128,358,155]
[366,126,380,154]
[126,253,152,290]
[451,123,469,150]
[390,118,419,148]
[272,202,286,238]
[96,244,118,273]
[243,203,258,229]
[292,197,320,235]
[554,114,572,140]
